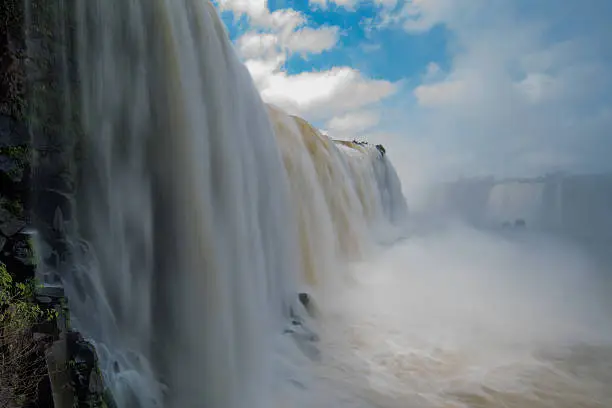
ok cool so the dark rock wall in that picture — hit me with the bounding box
[26,0,79,286]
[1,0,76,282]
[1,0,33,284]
[1,0,26,120]
[2,1,112,407]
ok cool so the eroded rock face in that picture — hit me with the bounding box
[0,0,27,120]
[0,116,31,286]
[0,0,31,279]
[2,3,112,408]
[0,113,32,283]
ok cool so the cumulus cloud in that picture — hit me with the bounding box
[219,0,612,181]
[259,67,397,119]
[381,0,612,181]
[217,0,304,31]
[284,26,340,55]
[313,0,399,10]
[325,110,381,137]
[310,0,327,8]
[311,0,357,10]
[220,0,399,121]
[236,33,279,59]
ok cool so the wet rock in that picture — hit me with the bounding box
[284,317,320,343]
[298,292,310,309]
[297,292,319,318]
[32,318,59,338]
[67,332,96,367]
[0,115,29,185]
[36,296,53,304]
[0,206,26,235]
[33,332,52,342]
[0,233,36,282]
[45,335,74,408]
[0,115,26,147]
[0,154,24,182]
[88,369,104,394]
[103,389,119,408]
[37,285,65,298]
[10,232,35,265]
[0,115,13,142]
[65,331,110,406]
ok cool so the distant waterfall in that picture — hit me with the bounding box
[431,175,612,239]
[486,181,546,228]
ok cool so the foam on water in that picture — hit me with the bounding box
[287,223,612,408]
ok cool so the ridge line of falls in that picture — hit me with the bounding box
[31,1,409,407]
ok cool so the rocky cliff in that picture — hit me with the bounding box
[1,1,111,407]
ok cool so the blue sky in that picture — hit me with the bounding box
[213,0,612,187]
[219,1,452,81]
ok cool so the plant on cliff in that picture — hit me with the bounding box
[0,263,55,408]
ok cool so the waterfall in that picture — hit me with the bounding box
[31,1,408,407]
[486,181,546,228]
[269,105,407,287]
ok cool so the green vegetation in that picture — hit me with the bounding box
[0,145,30,161]
[0,196,23,218]
[0,263,56,407]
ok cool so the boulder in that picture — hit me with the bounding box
[0,232,36,282]
[45,335,74,408]
[0,206,26,236]
[298,292,310,309]
[0,114,27,148]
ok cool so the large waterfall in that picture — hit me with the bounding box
[42,1,407,407]
[27,1,612,408]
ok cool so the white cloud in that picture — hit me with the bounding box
[312,0,398,11]
[259,67,397,119]
[414,79,466,106]
[236,33,279,59]
[219,0,398,123]
[310,0,328,8]
[243,55,286,89]
[400,0,456,32]
[423,62,441,80]
[284,26,339,55]
[217,0,304,31]
[380,0,612,180]
[217,0,612,186]
[235,24,338,60]
[326,110,381,136]
[374,0,399,8]
[216,0,267,19]
[325,0,359,10]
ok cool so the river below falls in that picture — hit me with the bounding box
[277,224,612,408]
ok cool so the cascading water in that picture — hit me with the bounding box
[55,1,301,407]
[486,181,547,228]
[428,174,612,241]
[32,1,408,407]
[268,105,407,288]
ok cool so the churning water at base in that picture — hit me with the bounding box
[34,0,612,407]
[284,223,612,408]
